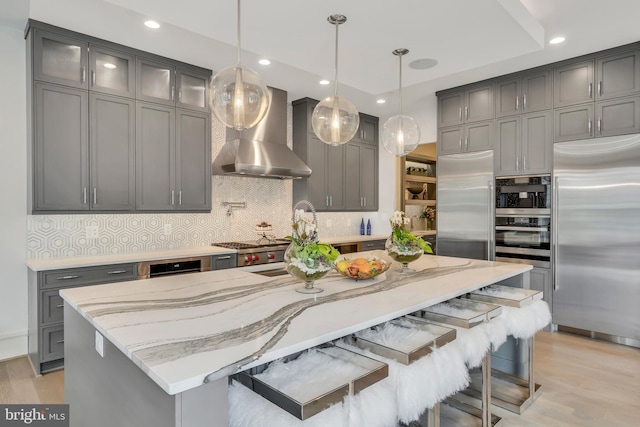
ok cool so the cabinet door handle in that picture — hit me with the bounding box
[588,119,592,134]
[326,196,329,207]
[171,190,175,205]
[516,156,519,172]
[56,339,65,344]
[57,275,79,280]
[588,83,593,98]
[598,118,602,134]
[107,270,127,275]
[171,86,175,101]
[330,196,333,207]
[598,81,602,96]
[523,94,527,109]
[465,106,469,119]
[363,197,366,206]
[553,178,559,291]
[93,188,97,205]
[56,304,65,308]
[216,256,231,260]
[459,139,462,151]
[523,156,526,171]
[178,88,182,102]
[515,95,519,111]
[81,66,86,83]
[459,107,462,121]
[83,188,87,205]
[91,70,96,86]
[178,190,182,205]
[465,137,469,151]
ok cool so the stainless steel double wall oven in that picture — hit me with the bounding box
[494,175,551,268]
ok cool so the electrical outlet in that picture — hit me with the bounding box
[347,218,352,227]
[326,219,332,228]
[95,331,104,358]
[85,226,99,239]
[164,224,172,235]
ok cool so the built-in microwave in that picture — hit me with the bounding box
[495,175,551,215]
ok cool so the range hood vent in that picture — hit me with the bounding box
[212,87,311,179]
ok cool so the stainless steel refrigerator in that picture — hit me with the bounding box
[553,134,640,345]
[436,150,495,260]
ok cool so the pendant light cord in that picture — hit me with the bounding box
[334,22,339,98]
[236,0,242,66]
[398,53,403,116]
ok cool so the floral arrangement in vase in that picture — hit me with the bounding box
[421,206,436,230]
[386,210,433,272]
[284,204,340,294]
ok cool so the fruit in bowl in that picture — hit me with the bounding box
[335,256,390,280]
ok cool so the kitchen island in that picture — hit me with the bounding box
[60,252,531,427]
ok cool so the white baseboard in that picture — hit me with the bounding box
[0,329,28,362]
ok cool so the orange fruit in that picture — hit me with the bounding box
[352,258,368,265]
[357,263,371,279]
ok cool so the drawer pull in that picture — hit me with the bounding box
[56,339,65,344]
[366,243,374,247]
[57,275,79,280]
[216,256,231,260]
[56,304,64,308]
[107,270,127,275]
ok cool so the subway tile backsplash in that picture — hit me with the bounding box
[27,106,388,259]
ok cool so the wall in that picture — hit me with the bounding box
[0,22,28,360]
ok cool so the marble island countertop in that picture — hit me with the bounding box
[60,252,531,396]
[25,234,391,271]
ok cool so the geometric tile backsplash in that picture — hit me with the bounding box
[27,105,387,259]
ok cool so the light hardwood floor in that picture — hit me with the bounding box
[1,331,638,426]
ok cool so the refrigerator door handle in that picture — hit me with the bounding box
[488,179,494,261]
[553,177,559,291]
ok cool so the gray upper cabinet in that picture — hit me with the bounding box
[595,50,640,100]
[495,111,551,176]
[439,121,493,155]
[595,96,640,138]
[554,104,594,142]
[136,58,175,106]
[176,69,210,112]
[176,109,212,211]
[33,30,88,89]
[292,97,378,212]
[495,70,551,118]
[136,102,176,211]
[90,93,136,210]
[89,45,135,98]
[345,143,378,211]
[554,60,595,108]
[34,83,89,211]
[438,84,494,127]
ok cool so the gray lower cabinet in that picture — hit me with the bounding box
[29,263,138,373]
[212,253,238,270]
[360,239,386,251]
[345,143,378,211]
[438,121,493,155]
[530,267,551,322]
[90,93,136,210]
[34,82,89,211]
[496,111,552,176]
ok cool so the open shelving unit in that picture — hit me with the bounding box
[397,143,437,237]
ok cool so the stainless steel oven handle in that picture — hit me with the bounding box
[553,177,559,291]
[495,226,549,232]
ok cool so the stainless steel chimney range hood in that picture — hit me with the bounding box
[212,87,312,179]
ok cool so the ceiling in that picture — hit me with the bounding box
[7,0,640,116]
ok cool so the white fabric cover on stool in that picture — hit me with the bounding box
[498,300,551,340]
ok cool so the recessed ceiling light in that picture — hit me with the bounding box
[376,99,386,104]
[409,58,438,70]
[319,79,330,85]
[144,20,160,29]
[549,36,566,45]
[103,63,117,69]
[258,59,271,65]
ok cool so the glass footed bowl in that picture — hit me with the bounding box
[335,256,391,280]
[385,237,423,272]
[284,243,332,293]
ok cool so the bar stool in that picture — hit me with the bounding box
[418,298,503,427]
[229,344,393,427]
[336,316,466,427]
[464,284,551,414]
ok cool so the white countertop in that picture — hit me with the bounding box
[26,235,390,271]
[26,246,236,271]
[60,253,531,396]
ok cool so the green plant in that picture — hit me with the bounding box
[389,211,433,253]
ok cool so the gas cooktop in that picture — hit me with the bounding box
[213,239,290,250]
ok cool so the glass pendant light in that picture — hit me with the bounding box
[209,0,270,131]
[311,15,360,146]
[381,48,420,156]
